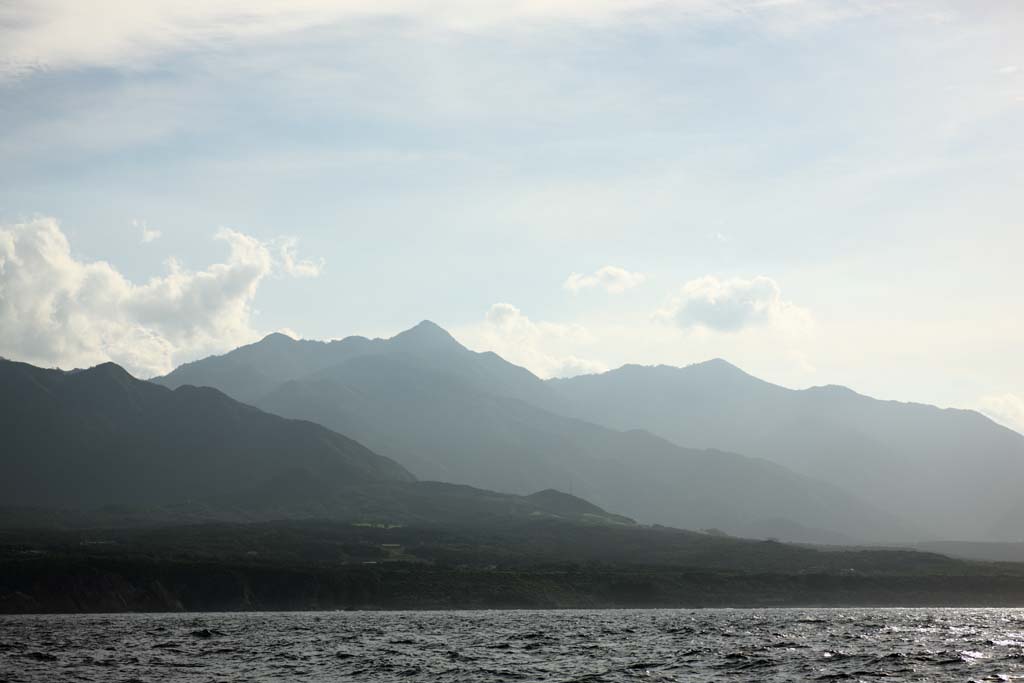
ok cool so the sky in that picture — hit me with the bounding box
[0,0,1022,432]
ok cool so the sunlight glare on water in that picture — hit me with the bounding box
[3,608,1024,682]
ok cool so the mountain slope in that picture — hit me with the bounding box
[0,358,412,510]
[548,361,1024,540]
[0,358,633,529]
[156,326,905,541]
[155,321,555,410]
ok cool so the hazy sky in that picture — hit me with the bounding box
[1,1,1022,432]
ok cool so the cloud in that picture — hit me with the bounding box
[277,237,324,278]
[457,303,605,379]
[979,394,1024,434]
[135,220,161,244]
[656,275,812,334]
[0,1,648,78]
[564,265,646,294]
[0,216,321,377]
[0,0,893,81]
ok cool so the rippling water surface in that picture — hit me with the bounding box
[3,608,1024,681]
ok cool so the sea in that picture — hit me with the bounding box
[2,608,1023,682]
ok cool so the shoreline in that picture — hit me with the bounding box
[5,557,1024,615]
[6,604,1024,617]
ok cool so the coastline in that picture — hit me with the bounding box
[5,557,1024,614]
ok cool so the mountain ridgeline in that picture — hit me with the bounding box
[152,320,969,544]
[0,358,629,528]
[10,355,1015,614]
[156,321,1024,542]
[548,362,1024,541]
[10,318,1019,545]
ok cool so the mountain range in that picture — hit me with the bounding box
[156,320,1024,542]
[0,358,629,528]
[151,322,920,542]
[9,318,1020,545]
[548,362,1024,540]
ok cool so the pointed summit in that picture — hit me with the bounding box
[686,357,749,376]
[388,320,465,353]
[401,319,450,337]
[76,361,135,383]
[256,331,297,345]
[66,361,168,409]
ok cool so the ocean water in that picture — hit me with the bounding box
[2,608,1023,682]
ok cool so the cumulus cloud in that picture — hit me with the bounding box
[656,275,812,334]
[979,394,1024,434]
[457,303,605,379]
[564,266,646,294]
[0,217,321,377]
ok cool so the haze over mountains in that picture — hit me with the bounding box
[153,319,1024,544]
[549,362,1024,541]
[8,318,1019,546]
[156,320,1024,543]
[6,343,1024,612]
[0,358,630,528]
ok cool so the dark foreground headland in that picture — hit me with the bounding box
[4,520,1024,613]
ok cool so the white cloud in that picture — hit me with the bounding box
[0,216,321,377]
[276,237,324,278]
[564,265,646,294]
[136,220,161,244]
[456,303,605,379]
[549,354,608,379]
[0,1,649,78]
[656,275,813,334]
[0,0,895,81]
[979,394,1024,434]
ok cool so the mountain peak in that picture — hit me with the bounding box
[606,358,748,379]
[690,357,742,372]
[388,320,465,351]
[67,361,158,402]
[807,383,859,395]
[408,319,447,334]
[77,361,134,381]
[257,331,297,345]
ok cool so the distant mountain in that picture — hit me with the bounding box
[158,321,553,409]
[0,358,628,528]
[548,361,1024,541]
[155,324,905,542]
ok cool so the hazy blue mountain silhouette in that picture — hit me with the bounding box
[0,358,632,528]
[159,321,553,409]
[548,361,1024,540]
[155,323,905,542]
